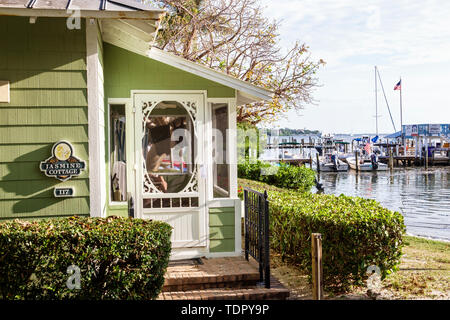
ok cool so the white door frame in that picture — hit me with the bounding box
[131,90,208,249]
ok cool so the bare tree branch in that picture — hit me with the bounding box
[150,0,325,124]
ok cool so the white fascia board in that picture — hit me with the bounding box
[102,31,148,56]
[102,19,152,45]
[0,7,164,20]
[147,47,273,103]
[120,19,158,34]
[102,22,150,56]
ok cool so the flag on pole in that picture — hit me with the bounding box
[394,80,401,90]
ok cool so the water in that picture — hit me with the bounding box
[315,167,450,242]
[260,134,450,241]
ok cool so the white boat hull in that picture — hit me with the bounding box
[319,161,349,172]
[346,157,388,171]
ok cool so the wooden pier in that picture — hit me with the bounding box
[379,155,450,167]
[264,158,312,166]
[265,142,316,149]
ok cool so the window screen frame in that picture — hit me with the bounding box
[107,99,130,206]
[207,98,238,201]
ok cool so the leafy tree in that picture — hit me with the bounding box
[147,0,324,125]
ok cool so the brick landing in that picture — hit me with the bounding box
[158,256,290,300]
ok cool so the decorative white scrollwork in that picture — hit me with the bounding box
[141,99,199,195]
[181,101,197,122]
[180,165,198,193]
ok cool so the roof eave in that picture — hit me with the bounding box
[0,7,165,20]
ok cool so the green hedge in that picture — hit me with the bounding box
[238,161,316,192]
[239,179,405,292]
[0,216,172,300]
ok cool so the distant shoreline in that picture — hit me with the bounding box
[406,232,450,243]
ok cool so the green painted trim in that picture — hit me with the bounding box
[210,225,235,240]
[209,207,235,214]
[209,212,235,227]
[107,205,128,218]
[210,239,235,253]
[209,207,235,253]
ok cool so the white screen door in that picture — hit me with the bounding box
[133,92,206,248]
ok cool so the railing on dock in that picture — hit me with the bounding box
[244,187,270,288]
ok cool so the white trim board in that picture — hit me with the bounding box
[86,19,106,218]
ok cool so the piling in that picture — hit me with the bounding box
[310,153,313,169]
[389,148,394,171]
[316,153,321,173]
[311,233,323,300]
[355,151,359,172]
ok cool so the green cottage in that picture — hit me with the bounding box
[0,0,272,259]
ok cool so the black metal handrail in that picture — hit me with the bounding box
[244,187,270,288]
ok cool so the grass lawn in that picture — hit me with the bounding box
[271,236,449,300]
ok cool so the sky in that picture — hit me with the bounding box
[260,0,450,134]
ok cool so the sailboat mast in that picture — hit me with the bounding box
[376,67,397,133]
[399,77,404,154]
[375,66,378,136]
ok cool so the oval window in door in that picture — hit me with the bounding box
[142,101,195,193]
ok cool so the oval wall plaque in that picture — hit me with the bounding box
[40,141,86,181]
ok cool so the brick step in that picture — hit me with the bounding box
[162,257,261,292]
[163,276,260,292]
[160,257,290,300]
[159,273,290,300]
[159,286,290,300]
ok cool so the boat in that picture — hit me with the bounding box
[279,150,300,159]
[346,154,388,171]
[318,153,349,172]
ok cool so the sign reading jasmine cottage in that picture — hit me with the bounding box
[40,141,86,181]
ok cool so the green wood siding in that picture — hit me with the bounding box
[209,207,235,253]
[0,16,89,220]
[103,43,236,99]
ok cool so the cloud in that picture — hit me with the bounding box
[260,0,450,133]
[262,0,450,68]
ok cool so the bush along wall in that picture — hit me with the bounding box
[0,216,172,300]
[239,179,406,293]
[238,161,316,192]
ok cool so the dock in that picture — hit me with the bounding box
[378,154,450,166]
[265,142,316,149]
[264,158,312,166]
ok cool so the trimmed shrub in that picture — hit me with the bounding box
[238,161,316,192]
[0,216,172,300]
[239,179,406,292]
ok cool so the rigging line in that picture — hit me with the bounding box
[376,67,397,133]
